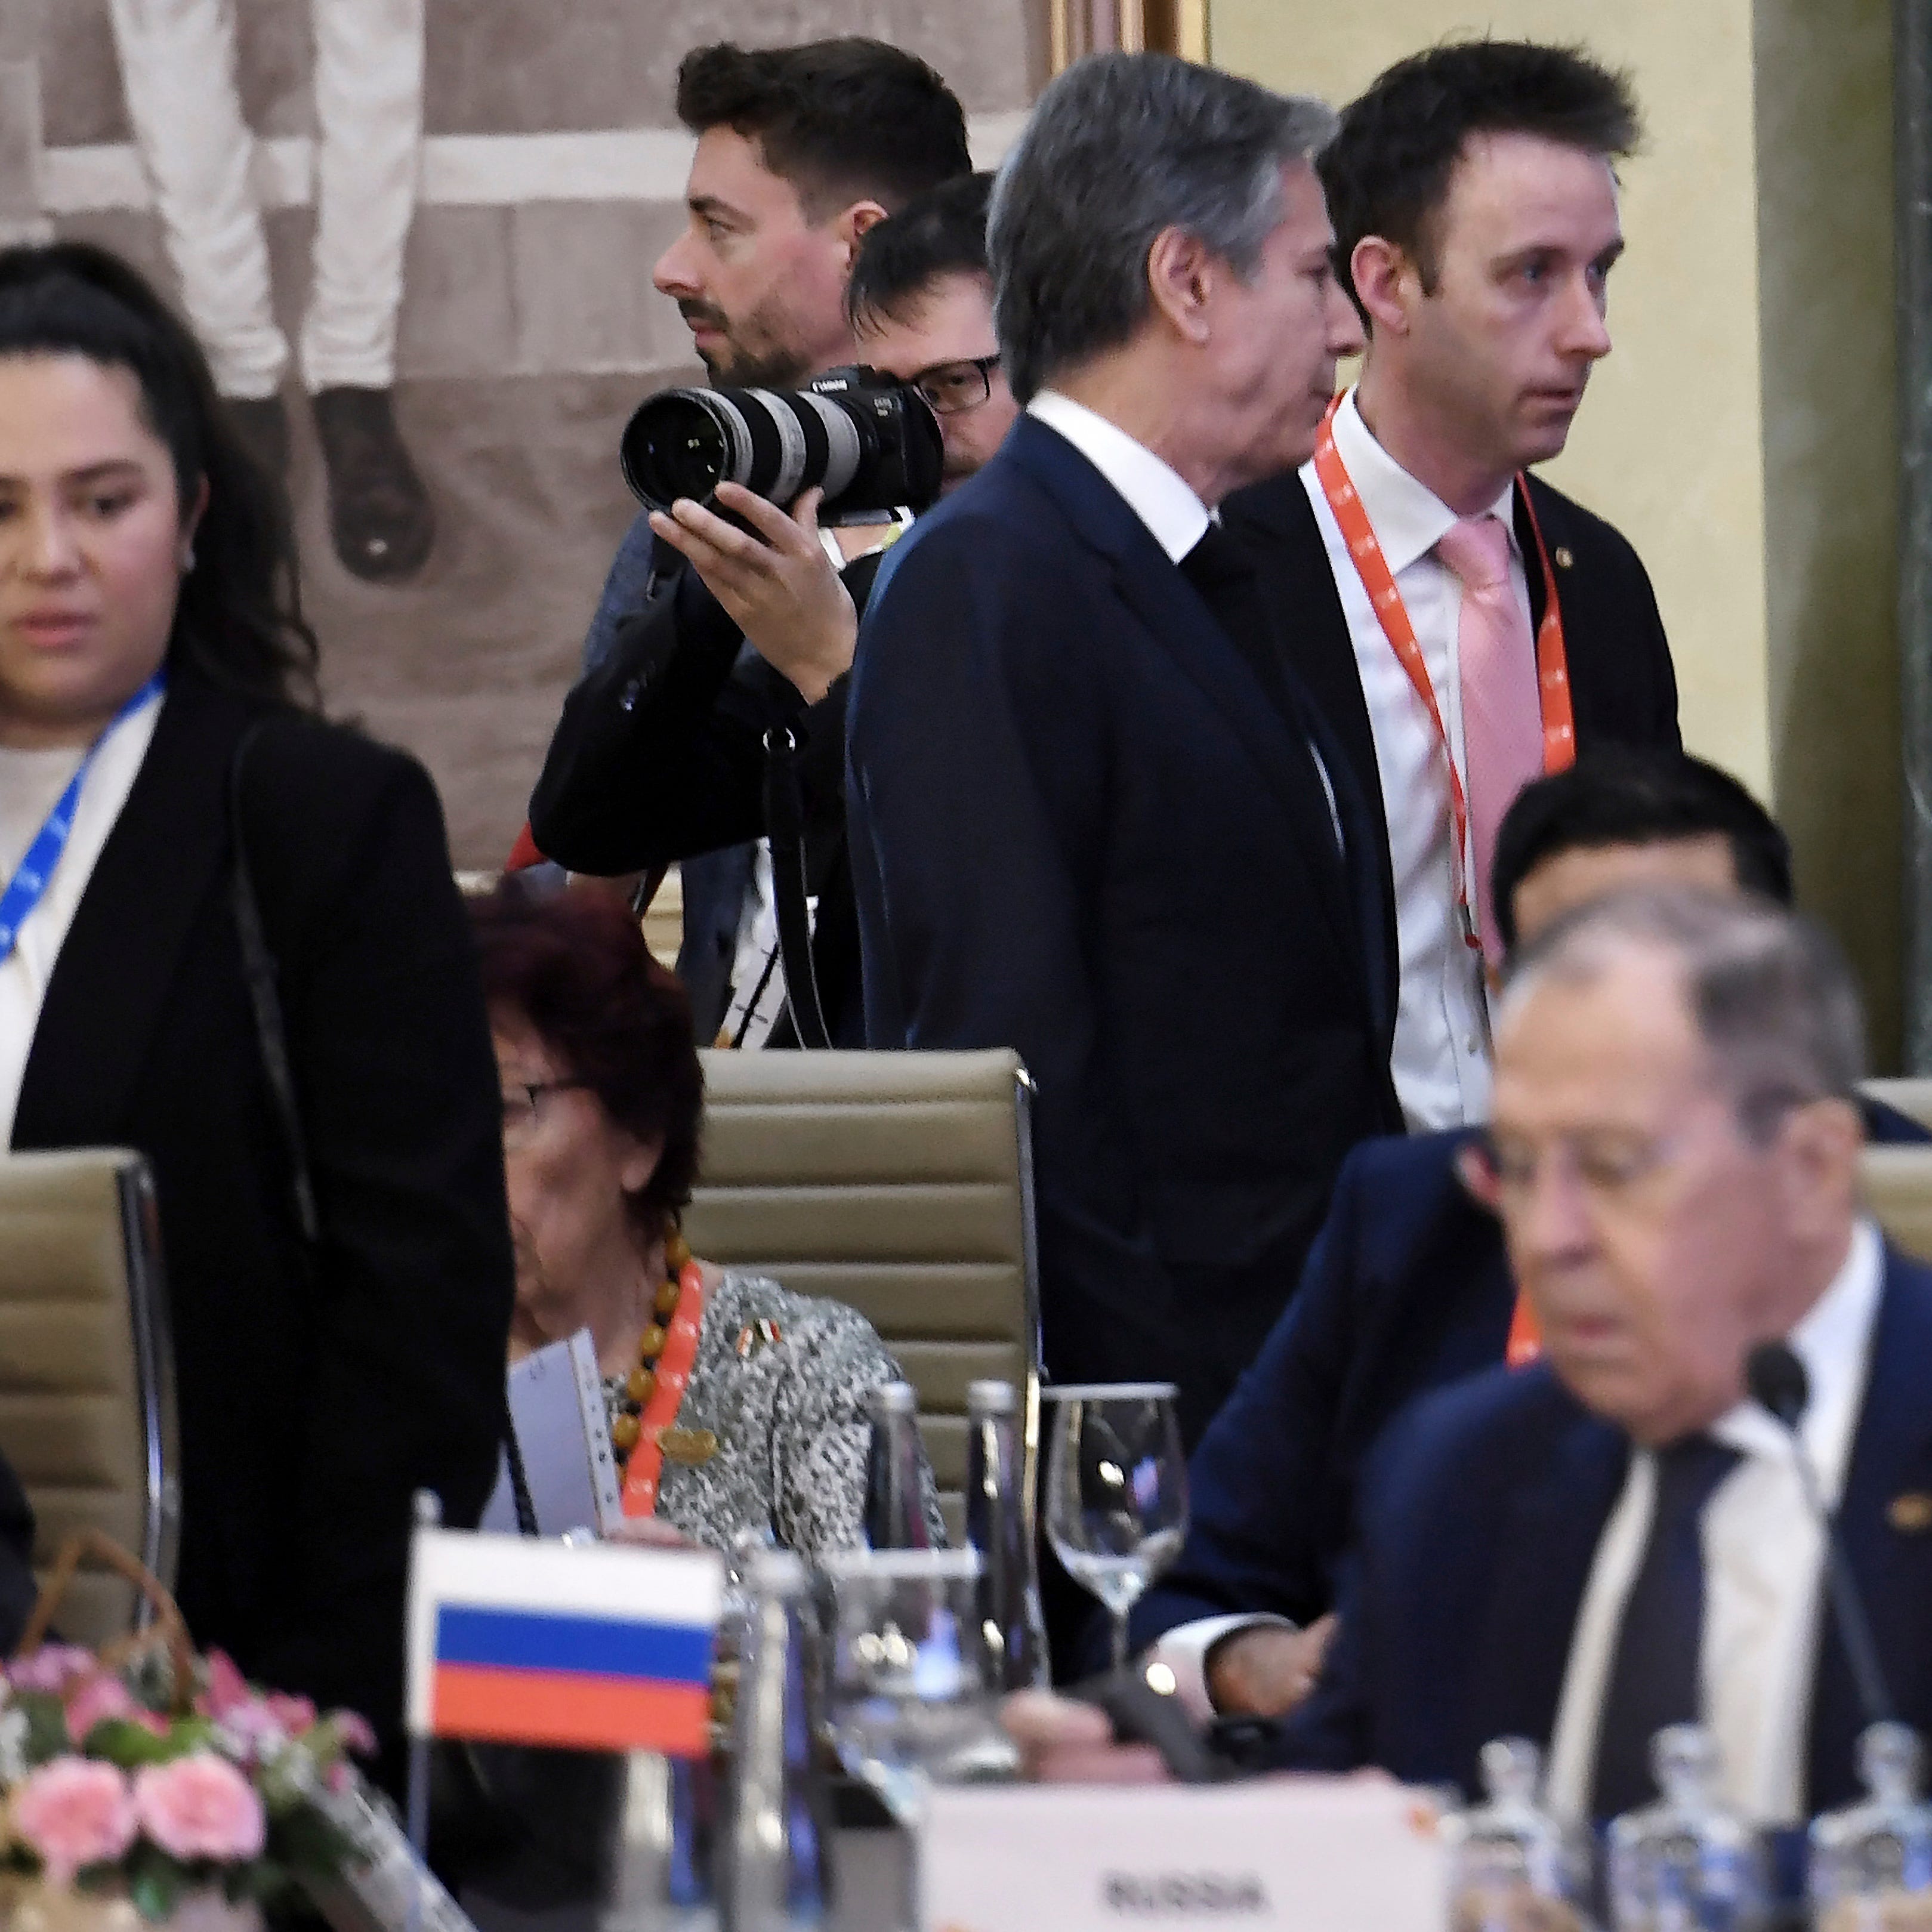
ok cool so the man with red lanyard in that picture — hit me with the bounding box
[1223,39,1679,1135]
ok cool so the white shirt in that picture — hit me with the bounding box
[1300,389,1532,1131]
[1546,1218,1885,1825]
[1026,390,1211,563]
[0,689,165,1147]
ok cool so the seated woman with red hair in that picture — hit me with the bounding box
[468,882,939,1558]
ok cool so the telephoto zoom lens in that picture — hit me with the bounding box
[619,369,943,521]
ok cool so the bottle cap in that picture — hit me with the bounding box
[866,1380,918,1417]
[967,1379,1017,1415]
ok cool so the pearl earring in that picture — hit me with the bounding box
[180,544,196,573]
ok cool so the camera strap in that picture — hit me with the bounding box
[763,724,832,1049]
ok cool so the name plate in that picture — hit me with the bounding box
[920,1779,1447,1932]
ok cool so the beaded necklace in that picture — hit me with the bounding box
[606,1232,692,1455]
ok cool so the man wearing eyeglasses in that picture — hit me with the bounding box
[528,44,984,1050]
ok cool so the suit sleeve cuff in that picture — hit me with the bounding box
[1147,1613,1297,1723]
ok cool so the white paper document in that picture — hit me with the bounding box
[479,1329,624,1538]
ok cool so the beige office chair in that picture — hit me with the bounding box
[1861,1077,1932,1134]
[684,1048,1040,1544]
[1862,1144,1932,1262]
[0,1149,180,1647]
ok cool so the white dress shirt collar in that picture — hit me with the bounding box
[1327,386,1518,572]
[1545,1215,1887,1824]
[1026,390,1211,565]
[1707,1214,1884,1502]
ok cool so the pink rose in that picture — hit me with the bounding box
[10,1646,100,1695]
[331,1710,377,1758]
[262,1692,316,1736]
[11,1757,137,1883]
[198,1650,251,1721]
[63,1673,137,1742]
[132,1753,265,1863]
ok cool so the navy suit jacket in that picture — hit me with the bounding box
[1132,1100,1929,1660]
[1271,1245,1932,1814]
[847,416,1404,1445]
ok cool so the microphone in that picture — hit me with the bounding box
[1743,1340,1894,1728]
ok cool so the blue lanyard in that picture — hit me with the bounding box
[0,674,165,964]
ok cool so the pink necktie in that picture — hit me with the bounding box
[1436,514,1542,964]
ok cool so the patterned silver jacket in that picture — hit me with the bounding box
[640,1269,945,1558]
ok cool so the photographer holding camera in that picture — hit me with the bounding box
[528,42,995,1049]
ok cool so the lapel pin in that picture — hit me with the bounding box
[1887,1491,1932,1533]
[1554,546,1575,570]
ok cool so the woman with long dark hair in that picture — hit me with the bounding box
[0,240,513,1776]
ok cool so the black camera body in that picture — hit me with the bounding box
[619,366,943,522]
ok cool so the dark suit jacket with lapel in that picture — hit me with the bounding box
[1223,467,1681,996]
[1125,1104,1930,1667]
[1125,1126,1505,1659]
[529,535,882,1047]
[11,663,514,1772]
[846,415,1403,1446]
[1272,1245,1932,1813]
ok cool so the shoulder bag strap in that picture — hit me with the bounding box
[229,718,322,1260]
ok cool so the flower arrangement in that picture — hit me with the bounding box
[0,1641,374,1923]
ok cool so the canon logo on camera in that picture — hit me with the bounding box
[1100,1870,1271,1915]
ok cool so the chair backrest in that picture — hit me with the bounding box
[0,1150,179,1646]
[1861,1144,1932,1261]
[684,1049,1040,1544]
[1860,1077,1932,1133]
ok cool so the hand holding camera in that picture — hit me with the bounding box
[624,367,942,703]
[647,484,859,706]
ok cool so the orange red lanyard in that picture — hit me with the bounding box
[620,1260,709,1517]
[1310,396,1578,955]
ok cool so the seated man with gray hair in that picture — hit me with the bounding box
[1270,884,1932,1820]
[1014,887,1932,1825]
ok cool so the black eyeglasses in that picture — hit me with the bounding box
[501,1079,591,1146]
[910,354,1002,418]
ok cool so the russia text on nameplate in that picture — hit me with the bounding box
[921,1779,1448,1932]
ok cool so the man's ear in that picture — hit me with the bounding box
[1775,1097,1864,1245]
[1145,226,1216,346]
[1349,235,1418,340]
[831,199,891,268]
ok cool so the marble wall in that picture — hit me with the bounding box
[8,0,1041,866]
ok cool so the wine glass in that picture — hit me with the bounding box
[1042,1382,1188,1671]
[820,1547,1019,1826]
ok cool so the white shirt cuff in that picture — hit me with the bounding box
[1147,1613,1297,1723]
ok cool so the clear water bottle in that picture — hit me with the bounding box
[1607,1725,1769,1932]
[862,1381,931,1550]
[964,1379,1049,1691]
[1445,1737,1593,1932]
[720,1549,829,1932]
[1809,1723,1932,1929]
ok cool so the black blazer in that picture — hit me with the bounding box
[529,542,880,1047]
[1274,1247,1932,1813]
[847,416,1403,1447]
[1223,468,1681,993]
[11,664,514,1770]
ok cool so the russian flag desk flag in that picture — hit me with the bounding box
[406,1527,726,1756]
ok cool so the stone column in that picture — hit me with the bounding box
[1900,0,1932,1066]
